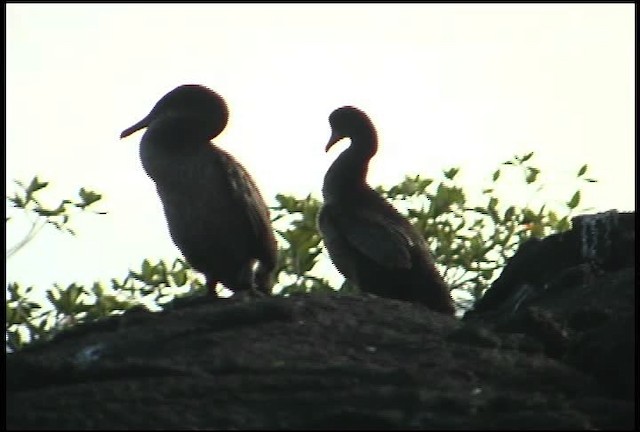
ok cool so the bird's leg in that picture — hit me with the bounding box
[248,286,267,298]
[253,260,274,296]
[165,277,218,310]
[233,260,268,300]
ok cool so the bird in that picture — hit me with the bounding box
[317,106,455,315]
[120,84,277,298]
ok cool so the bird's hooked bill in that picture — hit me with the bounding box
[120,117,150,139]
[325,130,345,152]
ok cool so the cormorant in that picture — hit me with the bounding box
[120,84,277,297]
[318,106,455,314]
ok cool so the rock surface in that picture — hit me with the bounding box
[6,211,635,430]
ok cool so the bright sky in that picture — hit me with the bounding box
[5,4,635,294]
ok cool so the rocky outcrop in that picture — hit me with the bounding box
[6,210,635,430]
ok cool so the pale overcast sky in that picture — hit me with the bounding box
[5,3,635,293]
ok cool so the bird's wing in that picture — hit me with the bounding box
[219,151,277,268]
[321,203,414,270]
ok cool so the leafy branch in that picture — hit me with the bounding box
[6,176,106,259]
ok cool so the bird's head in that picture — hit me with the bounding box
[325,106,376,152]
[120,84,229,141]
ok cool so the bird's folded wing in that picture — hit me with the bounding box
[221,153,277,264]
[325,207,413,269]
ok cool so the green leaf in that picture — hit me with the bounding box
[577,164,588,177]
[141,259,152,279]
[525,167,539,184]
[492,169,500,182]
[26,176,49,195]
[567,191,581,209]
[521,152,534,162]
[443,167,459,180]
[537,203,546,217]
[172,269,187,286]
[522,208,536,225]
[557,216,571,232]
[34,204,66,217]
[504,206,515,221]
[8,195,25,208]
[77,188,102,209]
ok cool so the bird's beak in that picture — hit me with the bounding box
[325,130,344,152]
[120,116,150,139]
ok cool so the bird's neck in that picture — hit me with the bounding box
[139,120,215,185]
[323,132,378,201]
[145,114,220,145]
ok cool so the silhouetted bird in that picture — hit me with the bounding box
[120,84,277,297]
[318,106,455,315]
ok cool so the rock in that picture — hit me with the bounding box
[464,210,635,401]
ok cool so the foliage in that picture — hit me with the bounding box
[5,177,206,351]
[6,153,597,351]
[6,176,106,259]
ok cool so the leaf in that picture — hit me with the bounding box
[63,283,84,310]
[8,195,25,208]
[521,152,534,162]
[91,282,104,298]
[525,167,539,184]
[504,206,515,221]
[6,305,21,326]
[141,259,152,279]
[557,216,571,232]
[537,203,547,217]
[26,176,49,195]
[77,188,102,209]
[577,164,588,177]
[492,169,500,182]
[522,208,536,225]
[567,191,581,210]
[443,167,459,180]
[172,270,187,286]
[34,204,66,217]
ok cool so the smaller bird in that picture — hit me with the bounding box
[120,85,277,298]
[318,106,455,315]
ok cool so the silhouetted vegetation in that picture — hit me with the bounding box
[6,152,596,351]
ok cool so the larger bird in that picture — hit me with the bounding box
[120,84,277,297]
[318,106,455,315]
